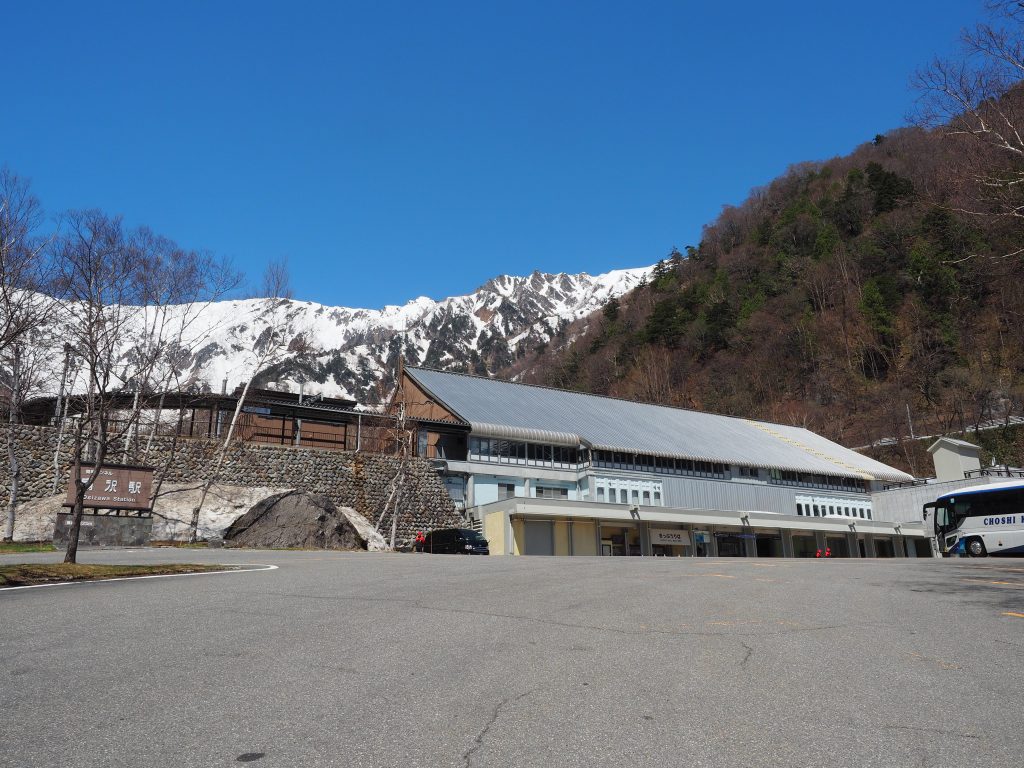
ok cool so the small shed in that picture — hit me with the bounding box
[927,437,982,482]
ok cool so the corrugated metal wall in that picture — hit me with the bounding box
[661,477,807,514]
[871,477,998,523]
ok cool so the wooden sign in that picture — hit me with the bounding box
[64,463,155,511]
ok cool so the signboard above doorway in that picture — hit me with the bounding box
[649,528,691,547]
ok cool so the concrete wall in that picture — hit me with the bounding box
[53,512,152,547]
[1,425,460,545]
[571,521,598,555]
[471,474,581,505]
[553,521,571,555]
[483,510,507,555]
[511,518,524,555]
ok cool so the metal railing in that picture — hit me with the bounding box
[964,467,1024,479]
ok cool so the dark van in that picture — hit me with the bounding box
[423,528,490,555]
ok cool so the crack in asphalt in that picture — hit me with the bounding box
[875,722,980,740]
[462,689,536,768]
[739,641,754,668]
[995,637,1024,651]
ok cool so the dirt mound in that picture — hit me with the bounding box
[223,491,364,550]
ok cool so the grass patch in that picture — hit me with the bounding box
[0,563,232,588]
[0,541,57,554]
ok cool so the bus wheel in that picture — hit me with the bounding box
[966,538,987,557]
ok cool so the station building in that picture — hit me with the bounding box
[400,367,933,558]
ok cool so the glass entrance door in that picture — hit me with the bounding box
[600,524,639,556]
[693,530,712,557]
[716,534,747,557]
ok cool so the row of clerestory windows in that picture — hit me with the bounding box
[592,450,725,478]
[468,437,583,469]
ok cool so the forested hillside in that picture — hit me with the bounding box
[516,83,1024,475]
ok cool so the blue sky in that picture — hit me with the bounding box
[4,1,979,307]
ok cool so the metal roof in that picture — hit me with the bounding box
[406,367,913,483]
[927,437,981,453]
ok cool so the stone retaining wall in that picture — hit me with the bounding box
[0,425,461,544]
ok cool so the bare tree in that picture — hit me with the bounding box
[187,258,313,541]
[913,2,1024,249]
[0,168,54,541]
[0,169,50,350]
[376,369,414,550]
[53,210,237,563]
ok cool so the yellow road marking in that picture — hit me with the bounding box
[962,578,1020,587]
[1002,611,1024,618]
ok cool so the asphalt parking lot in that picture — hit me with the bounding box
[2,549,1023,768]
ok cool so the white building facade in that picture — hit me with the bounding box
[401,367,932,558]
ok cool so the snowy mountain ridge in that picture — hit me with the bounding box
[148,265,652,404]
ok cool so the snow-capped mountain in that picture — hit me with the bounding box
[159,266,652,404]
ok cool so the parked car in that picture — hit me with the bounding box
[422,528,490,555]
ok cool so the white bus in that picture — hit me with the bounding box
[925,479,1024,557]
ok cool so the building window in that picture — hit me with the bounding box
[535,486,569,500]
[470,438,581,468]
[867,510,872,520]
[653,491,661,506]
[498,483,515,500]
[797,503,804,516]
[631,490,639,505]
[591,450,725,479]
[597,487,605,502]
[619,489,628,504]
[642,491,651,506]
[768,468,868,493]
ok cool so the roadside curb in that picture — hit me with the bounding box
[0,563,279,592]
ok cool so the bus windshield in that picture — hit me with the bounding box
[932,503,954,536]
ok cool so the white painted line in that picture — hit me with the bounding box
[0,564,278,592]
